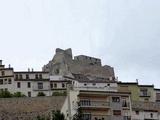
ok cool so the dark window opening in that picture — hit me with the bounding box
[38,83,43,89]
[17,82,21,88]
[112,97,120,102]
[28,82,31,88]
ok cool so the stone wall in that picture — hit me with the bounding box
[0,96,66,120]
[42,48,115,78]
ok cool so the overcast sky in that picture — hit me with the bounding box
[0,0,160,87]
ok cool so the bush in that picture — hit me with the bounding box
[13,92,26,97]
[37,92,46,96]
[52,91,67,96]
[0,90,12,98]
[52,110,65,120]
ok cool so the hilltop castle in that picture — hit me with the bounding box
[42,48,115,79]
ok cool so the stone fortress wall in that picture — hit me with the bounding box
[42,48,115,79]
[0,96,66,120]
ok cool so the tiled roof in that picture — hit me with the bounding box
[132,101,160,111]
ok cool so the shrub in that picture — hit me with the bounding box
[52,110,65,120]
[37,92,46,96]
[36,115,45,120]
[0,90,12,98]
[13,92,26,97]
[52,91,67,96]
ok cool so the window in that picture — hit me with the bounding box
[135,111,139,115]
[150,113,153,118]
[0,89,3,91]
[82,113,91,120]
[20,74,23,79]
[39,74,42,79]
[35,74,38,79]
[113,110,121,116]
[92,83,96,86]
[26,74,29,79]
[38,83,43,89]
[140,89,148,96]
[84,83,87,86]
[144,98,149,101]
[17,82,21,88]
[1,71,5,76]
[0,79,3,85]
[15,74,18,79]
[5,88,8,91]
[54,83,57,88]
[62,83,65,88]
[107,83,110,86]
[50,84,53,88]
[28,82,31,88]
[8,79,11,84]
[112,97,120,102]
[28,92,31,97]
[4,79,7,84]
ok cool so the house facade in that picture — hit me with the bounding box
[132,101,160,120]
[0,60,15,92]
[61,84,132,120]
[118,82,155,102]
[14,71,50,97]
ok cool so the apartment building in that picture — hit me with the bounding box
[139,85,154,102]
[154,88,160,102]
[0,60,14,92]
[14,70,50,97]
[118,82,155,102]
[132,101,160,120]
[61,84,132,120]
[50,75,72,93]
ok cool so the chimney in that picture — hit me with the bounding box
[32,68,34,72]
[28,68,30,72]
[9,64,11,68]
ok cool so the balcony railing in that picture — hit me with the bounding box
[32,86,50,91]
[122,102,130,107]
[79,101,110,107]
[123,116,131,120]
[81,114,110,120]
[92,115,110,120]
[139,91,151,97]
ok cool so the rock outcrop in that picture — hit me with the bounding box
[43,48,115,79]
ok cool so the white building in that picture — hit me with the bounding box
[14,71,50,97]
[50,75,72,93]
[0,60,14,92]
[132,101,160,120]
[61,84,132,120]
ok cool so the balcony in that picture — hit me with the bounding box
[81,114,110,120]
[123,116,131,120]
[122,102,130,108]
[92,115,110,120]
[32,86,50,91]
[139,91,151,97]
[79,100,110,110]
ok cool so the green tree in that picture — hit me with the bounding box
[52,110,65,120]
[36,115,45,120]
[0,90,12,98]
[72,108,83,120]
[13,92,26,97]
[37,92,46,96]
